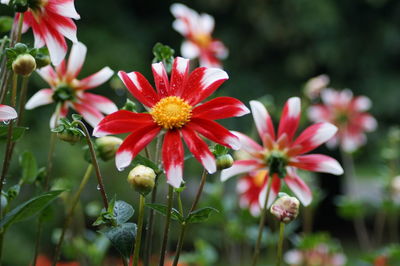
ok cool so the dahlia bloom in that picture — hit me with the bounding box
[237,170,267,216]
[0,105,17,122]
[284,245,347,266]
[308,89,377,152]
[221,98,343,206]
[25,42,116,128]
[93,57,249,188]
[170,3,228,68]
[1,0,80,65]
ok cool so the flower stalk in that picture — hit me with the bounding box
[276,222,285,266]
[132,194,145,266]
[159,185,174,266]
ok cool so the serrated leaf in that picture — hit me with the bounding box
[0,190,63,229]
[145,203,183,222]
[114,200,134,225]
[0,126,28,142]
[101,222,137,259]
[186,207,219,224]
[19,151,38,184]
[131,155,161,174]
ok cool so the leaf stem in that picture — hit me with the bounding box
[276,222,285,266]
[133,194,145,266]
[159,185,174,266]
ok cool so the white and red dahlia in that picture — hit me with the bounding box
[170,3,228,68]
[0,104,17,122]
[93,57,249,188]
[221,98,343,206]
[237,170,267,216]
[25,42,116,128]
[308,89,377,153]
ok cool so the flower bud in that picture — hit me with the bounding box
[127,165,156,196]
[56,131,81,144]
[216,154,234,170]
[95,136,123,161]
[12,54,36,76]
[270,194,300,224]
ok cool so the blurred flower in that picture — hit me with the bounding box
[170,3,228,68]
[284,244,346,266]
[391,175,400,204]
[94,57,249,188]
[221,98,343,207]
[308,89,377,152]
[35,254,79,266]
[0,104,17,121]
[10,0,80,65]
[374,255,388,266]
[237,170,267,216]
[303,74,330,100]
[270,193,300,223]
[25,42,116,128]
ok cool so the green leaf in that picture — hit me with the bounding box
[131,155,161,174]
[100,222,137,259]
[186,207,219,224]
[0,190,63,229]
[0,126,28,142]
[72,114,82,121]
[145,203,183,222]
[114,201,134,225]
[19,151,38,184]
[0,16,13,33]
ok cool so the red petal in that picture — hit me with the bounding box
[169,57,190,96]
[162,130,184,188]
[152,62,170,97]
[192,97,249,120]
[278,97,301,143]
[284,170,312,206]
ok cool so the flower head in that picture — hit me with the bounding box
[94,57,249,188]
[12,0,81,65]
[0,104,17,122]
[308,89,377,152]
[25,42,116,128]
[237,170,268,216]
[221,98,343,206]
[170,3,228,68]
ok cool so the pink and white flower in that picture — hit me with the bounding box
[25,42,116,128]
[93,57,249,188]
[285,245,347,266]
[308,89,377,152]
[170,3,228,68]
[221,98,343,207]
[0,105,17,121]
[237,170,268,216]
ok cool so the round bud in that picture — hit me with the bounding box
[127,165,156,196]
[95,136,123,161]
[12,54,36,76]
[56,131,81,144]
[216,154,234,170]
[270,194,300,224]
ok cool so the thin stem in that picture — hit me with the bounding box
[133,195,146,266]
[172,169,208,266]
[373,210,385,247]
[340,149,357,196]
[252,177,272,266]
[177,192,183,215]
[72,120,108,209]
[52,164,94,265]
[276,222,285,266]
[302,206,313,234]
[353,216,371,251]
[15,13,24,43]
[159,185,174,266]
[389,213,398,243]
[16,76,28,126]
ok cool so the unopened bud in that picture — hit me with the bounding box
[56,131,81,144]
[216,154,234,170]
[127,165,156,196]
[12,54,36,76]
[270,194,300,224]
[95,136,123,161]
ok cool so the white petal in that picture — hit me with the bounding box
[181,41,200,59]
[67,42,87,78]
[0,105,17,121]
[116,150,133,171]
[53,0,80,19]
[25,89,54,109]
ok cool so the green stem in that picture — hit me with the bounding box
[251,177,272,266]
[16,76,28,126]
[276,222,285,266]
[159,185,174,266]
[15,13,24,44]
[177,192,183,215]
[133,195,145,266]
[52,164,94,265]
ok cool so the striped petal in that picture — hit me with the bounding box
[118,71,159,107]
[181,41,200,59]
[66,42,87,80]
[25,89,54,109]
[79,67,114,90]
[47,0,80,19]
[250,100,275,141]
[151,62,169,97]
[115,125,160,171]
[93,111,154,137]
[258,174,281,208]
[192,97,250,120]
[233,131,263,155]
[278,97,301,142]
[81,93,118,115]
[220,160,264,182]
[290,154,343,175]
[284,170,312,206]
[170,57,190,96]
[181,126,216,174]
[0,105,17,121]
[36,66,58,87]
[181,67,229,105]
[189,118,240,150]
[162,130,184,188]
[73,103,104,128]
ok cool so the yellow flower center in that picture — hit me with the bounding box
[194,33,212,47]
[254,170,268,187]
[150,96,192,130]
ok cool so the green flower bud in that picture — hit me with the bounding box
[127,165,156,196]
[56,131,81,144]
[270,194,300,224]
[216,154,234,170]
[95,136,123,161]
[12,53,36,76]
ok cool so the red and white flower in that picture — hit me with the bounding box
[221,98,343,206]
[170,3,228,68]
[93,57,249,188]
[285,245,347,266]
[0,104,17,121]
[308,89,377,152]
[237,170,268,216]
[1,0,80,65]
[25,42,116,128]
